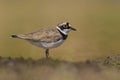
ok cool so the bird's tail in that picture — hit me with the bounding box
[11,35,18,38]
[11,34,28,40]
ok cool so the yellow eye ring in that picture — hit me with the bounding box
[63,25,68,28]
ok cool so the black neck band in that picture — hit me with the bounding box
[57,29,68,40]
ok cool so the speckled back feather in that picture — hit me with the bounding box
[14,28,63,43]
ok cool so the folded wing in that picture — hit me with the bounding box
[17,28,62,43]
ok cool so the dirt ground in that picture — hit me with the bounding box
[0,55,120,80]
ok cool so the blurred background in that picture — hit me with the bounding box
[0,0,120,62]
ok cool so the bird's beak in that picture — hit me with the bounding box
[71,27,77,31]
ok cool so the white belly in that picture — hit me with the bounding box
[29,39,64,49]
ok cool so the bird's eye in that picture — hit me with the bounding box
[63,25,68,28]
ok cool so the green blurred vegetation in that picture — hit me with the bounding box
[0,0,120,61]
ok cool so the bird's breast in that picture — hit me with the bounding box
[29,39,65,49]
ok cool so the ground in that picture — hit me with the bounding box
[0,55,120,80]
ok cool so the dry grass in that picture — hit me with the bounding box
[0,55,120,80]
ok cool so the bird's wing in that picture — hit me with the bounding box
[25,28,62,43]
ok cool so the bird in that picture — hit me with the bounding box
[11,22,76,58]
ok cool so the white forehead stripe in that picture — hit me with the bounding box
[69,24,71,26]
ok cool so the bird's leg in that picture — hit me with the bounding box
[45,49,49,58]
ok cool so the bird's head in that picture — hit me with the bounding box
[56,22,76,35]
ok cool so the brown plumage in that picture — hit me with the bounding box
[12,28,62,43]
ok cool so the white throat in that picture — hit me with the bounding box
[56,26,69,35]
